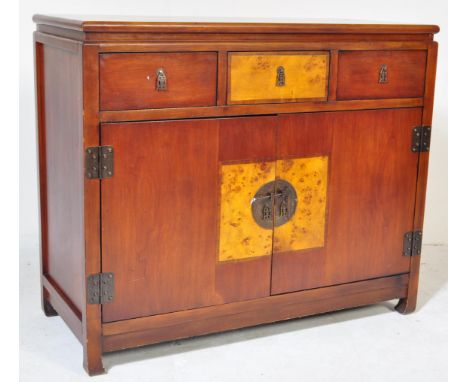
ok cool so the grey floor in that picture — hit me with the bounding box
[20,244,447,381]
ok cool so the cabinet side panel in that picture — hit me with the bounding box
[42,43,84,312]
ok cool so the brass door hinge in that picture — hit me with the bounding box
[403,231,423,257]
[87,273,114,304]
[411,126,431,153]
[86,146,114,179]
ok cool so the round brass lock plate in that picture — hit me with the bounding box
[251,179,297,229]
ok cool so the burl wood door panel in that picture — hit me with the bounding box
[271,108,421,294]
[101,116,277,322]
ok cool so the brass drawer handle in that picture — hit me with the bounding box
[276,66,285,87]
[379,64,388,83]
[156,68,167,91]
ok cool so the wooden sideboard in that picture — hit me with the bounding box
[33,15,439,375]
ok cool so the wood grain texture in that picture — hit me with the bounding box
[88,32,436,43]
[328,50,339,101]
[215,116,277,303]
[41,42,85,313]
[271,109,421,294]
[396,42,439,314]
[32,15,439,35]
[34,37,50,316]
[35,23,437,43]
[337,50,427,100]
[101,119,221,322]
[214,256,272,304]
[100,98,424,123]
[33,16,439,375]
[218,161,275,261]
[216,51,228,105]
[95,41,431,53]
[42,275,82,342]
[217,116,277,162]
[102,274,409,352]
[100,52,217,110]
[274,156,329,253]
[81,44,105,376]
[101,116,277,322]
[228,52,329,104]
[35,31,81,53]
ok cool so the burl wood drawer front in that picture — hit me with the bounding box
[228,52,329,104]
[100,52,218,110]
[337,50,427,100]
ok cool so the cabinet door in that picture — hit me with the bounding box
[101,117,277,322]
[271,108,421,294]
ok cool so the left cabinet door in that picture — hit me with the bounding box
[101,117,277,322]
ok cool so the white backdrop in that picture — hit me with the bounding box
[19,0,448,251]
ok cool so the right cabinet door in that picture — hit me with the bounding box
[271,108,422,294]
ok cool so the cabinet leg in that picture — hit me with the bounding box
[83,304,106,376]
[42,292,58,317]
[396,256,421,314]
[83,348,105,376]
[395,296,416,314]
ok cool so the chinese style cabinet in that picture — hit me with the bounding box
[33,15,439,375]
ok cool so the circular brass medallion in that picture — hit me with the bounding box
[251,179,297,229]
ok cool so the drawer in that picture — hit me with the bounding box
[228,51,329,104]
[100,52,217,110]
[337,50,427,100]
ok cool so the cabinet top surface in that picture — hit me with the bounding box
[33,14,439,34]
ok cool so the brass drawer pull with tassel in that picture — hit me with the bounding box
[276,66,286,87]
[156,68,167,91]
